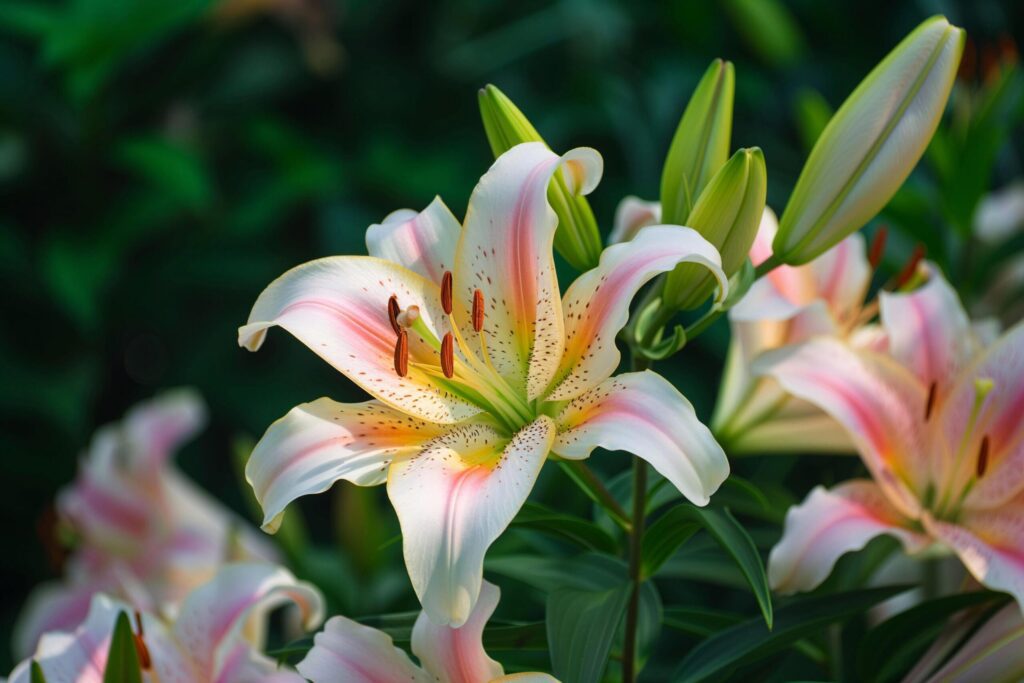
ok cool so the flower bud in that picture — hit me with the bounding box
[478,84,602,271]
[660,59,735,225]
[774,16,964,265]
[663,147,766,310]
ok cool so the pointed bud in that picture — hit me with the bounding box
[774,16,964,265]
[664,147,767,310]
[478,84,602,270]
[660,59,735,225]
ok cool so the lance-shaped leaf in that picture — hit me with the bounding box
[774,16,964,265]
[664,147,766,310]
[478,84,602,270]
[660,59,735,225]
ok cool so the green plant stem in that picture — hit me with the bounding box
[559,460,632,531]
[622,457,647,683]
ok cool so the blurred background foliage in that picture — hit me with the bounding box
[2,0,1023,676]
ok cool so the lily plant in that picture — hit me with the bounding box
[295,580,556,682]
[239,141,731,626]
[766,264,1024,610]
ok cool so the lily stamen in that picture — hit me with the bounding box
[133,611,152,671]
[394,330,409,377]
[441,333,454,378]
[472,289,485,332]
[441,271,453,315]
[976,435,990,478]
[868,225,888,270]
[396,305,420,329]
[925,381,937,420]
[387,295,401,335]
[891,244,925,291]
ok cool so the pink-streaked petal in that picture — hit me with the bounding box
[942,322,1024,509]
[769,481,927,594]
[453,142,602,399]
[553,371,728,506]
[879,262,976,390]
[239,256,479,424]
[411,579,503,683]
[296,616,430,683]
[172,563,324,680]
[122,388,207,472]
[748,206,779,266]
[13,582,98,660]
[366,196,462,283]
[925,497,1024,610]
[608,195,660,244]
[247,398,446,533]
[760,338,927,517]
[388,417,555,627]
[805,231,870,324]
[546,225,726,401]
[911,603,1024,683]
[493,675,560,682]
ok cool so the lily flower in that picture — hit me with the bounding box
[764,266,1024,607]
[240,142,731,626]
[296,579,556,682]
[8,562,324,683]
[14,390,276,658]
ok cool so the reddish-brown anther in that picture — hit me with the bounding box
[441,271,453,315]
[394,330,409,377]
[133,611,152,670]
[472,289,485,332]
[869,226,888,270]
[976,435,991,478]
[387,295,401,335]
[441,333,454,378]
[893,245,926,290]
[925,381,937,421]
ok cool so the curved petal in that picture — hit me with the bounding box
[411,579,503,682]
[760,338,927,517]
[239,256,480,424]
[122,388,207,471]
[545,225,726,401]
[942,322,1024,509]
[924,495,1024,611]
[247,398,446,532]
[171,563,324,680]
[608,195,660,244]
[493,675,560,682]
[805,232,870,323]
[453,142,602,399]
[913,604,1024,683]
[727,410,856,455]
[879,262,976,390]
[769,481,927,594]
[552,371,728,506]
[295,616,429,683]
[388,417,555,626]
[12,581,97,659]
[366,197,462,283]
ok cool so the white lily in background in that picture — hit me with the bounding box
[14,390,276,658]
[765,267,1024,607]
[8,563,324,683]
[240,142,731,626]
[296,579,555,683]
[609,196,661,245]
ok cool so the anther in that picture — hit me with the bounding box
[397,305,420,328]
[394,330,409,377]
[869,226,888,270]
[472,289,485,332]
[133,611,151,670]
[441,271,453,315]
[387,295,400,335]
[893,245,925,290]
[925,382,937,421]
[441,333,454,378]
[976,435,990,478]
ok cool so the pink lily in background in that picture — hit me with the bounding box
[765,263,1024,608]
[15,390,276,658]
[240,142,731,626]
[296,579,556,682]
[8,563,324,683]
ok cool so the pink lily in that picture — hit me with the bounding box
[295,579,556,682]
[240,142,731,626]
[8,562,324,683]
[765,265,1024,608]
[14,390,276,658]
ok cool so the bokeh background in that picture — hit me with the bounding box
[3,0,1023,674]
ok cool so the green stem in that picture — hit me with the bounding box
[753,253,782,279]
[621,457,647,683]
[558,461,632,532]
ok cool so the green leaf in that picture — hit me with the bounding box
[641,507,700,578]
[547,583,632,683]
[722,0,805,68]
[30,661,48,683]
[512,502,619,554]
[673,585,911,683]
[114,137,213,212]
[793,87,834,152]
[857,590,1009,683]
[104,612,143,683]
[664,606,743,637]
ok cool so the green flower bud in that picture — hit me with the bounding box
[478,84,602,271]
[660,59,735,225]
[664,147,767,310]
[774,16,964,265]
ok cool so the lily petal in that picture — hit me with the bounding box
[879,263,976,389]
[453,142,601,399]
[769,481,927,594]
[388,416,555,626]
[122,388,207,471]
[366,197,462,283]
[609,196,660,244]
[760,338,927,517]
[13,581,100,659]
[410,579,503,683]
[295,616,430,683]
[239,256,480,424]
[546,225,726,402]
[552,371,728,506]
[912,604,1024,683]
[247,398,446,532]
